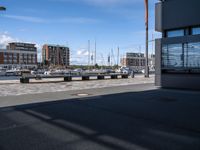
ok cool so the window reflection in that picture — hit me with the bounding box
[162,44,183,68]
[162,42,200,71]
[166,30,184,37]
[162,45,168,67]
[184,43,200,68]
[192,27,200,35]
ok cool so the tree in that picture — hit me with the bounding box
[94,63,99,69]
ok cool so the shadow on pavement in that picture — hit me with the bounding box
[0,88,200,150]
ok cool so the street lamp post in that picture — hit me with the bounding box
[0,6,6,11]
[144,0,149,77]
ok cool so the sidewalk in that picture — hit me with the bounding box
[0,75,154,97]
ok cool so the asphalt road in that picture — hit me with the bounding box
[0,83,200,150]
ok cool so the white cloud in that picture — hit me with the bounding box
[58,17,101,24]
[3,15,46,23]
[34,44,43,62]
[77,49,89,56]
[70,49,98,65]
[35,44,42,50]
[0,33,18,49]
[69,49,90,65]
[3,14,100,24]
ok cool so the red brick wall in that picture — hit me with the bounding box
[0,52,4,64]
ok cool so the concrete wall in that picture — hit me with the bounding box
[155,39,162,86]
[155,2,162,32]
[162,34,200,45]
[156,0,200,32]
[161,74,200,90]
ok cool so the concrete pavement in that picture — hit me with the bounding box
[0,83,200,150]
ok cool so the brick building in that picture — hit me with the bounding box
[42,44,70,66]
[0,42,37,69]
[121,52,155,72]
[121,53,146,71]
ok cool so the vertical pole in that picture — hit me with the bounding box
[151,33,154,69]
[139,45,141,70]
[117,47,119,67]
[91,51,94,66]
[110,50,112,67]
[40,51,42,65]
[95,40,96,65]
[152,33,154,55]
[144,0,149,77]
[88,40,90,67]
[108,53,110,66]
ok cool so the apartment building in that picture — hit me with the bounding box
[42,44,70,66]
[121,53,146,71]
[155,0,200,90]
[0,42,37,69]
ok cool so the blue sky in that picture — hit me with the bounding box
[0,0,159,65]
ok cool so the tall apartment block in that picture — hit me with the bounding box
[42,44,70,66]
[0,42,37,69]
[155,0,200,90]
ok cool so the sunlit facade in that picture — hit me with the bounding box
[0,42,37,69]
[42,44,70,67]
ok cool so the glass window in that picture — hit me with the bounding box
[192,27,200,35]
[184,43,200,68]
[162,45,168,67]
[162,44,183,68]
[166,30,184,37]
[162,42,200,73]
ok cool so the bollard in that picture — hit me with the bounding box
[20,77,29,83]
[111,75,118,79]
[64,76,72,82]
[122,74,129,79]
[35,75,42,80]
[131,71,135,78]
[82,76,90,80]
[97,75,105,80]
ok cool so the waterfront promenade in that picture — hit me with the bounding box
[0,75,154,97]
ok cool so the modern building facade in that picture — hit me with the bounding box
[42,44,70,66]
[0,42,37,69]
[155,0,200,90]
[121,53,146,71]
